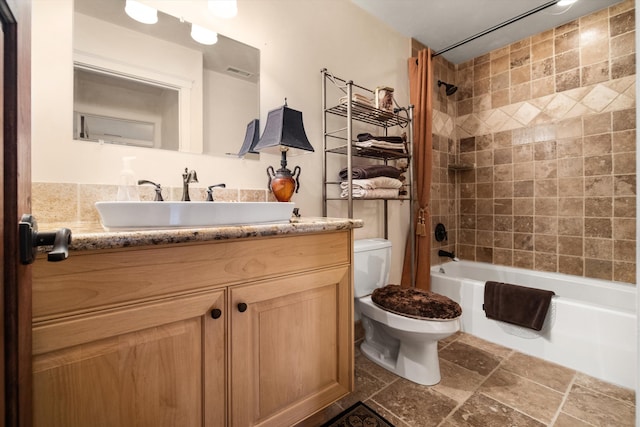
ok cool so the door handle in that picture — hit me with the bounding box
[19,214,72,264]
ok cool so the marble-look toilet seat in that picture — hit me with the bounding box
[371,284,462,320]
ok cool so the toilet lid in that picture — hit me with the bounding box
[371,285,462,320]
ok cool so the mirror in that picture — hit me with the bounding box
[73,0,260,157]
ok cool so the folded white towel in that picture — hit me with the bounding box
[355,140,406,152]
[339,94,375,106]
[340,188,400,199]
[339,176,403,191]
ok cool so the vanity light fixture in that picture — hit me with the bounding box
[253,99,315,202]
[208,0,238,19]
[191,23,218,45]
[124,0,158,24]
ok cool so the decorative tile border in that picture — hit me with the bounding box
[456,76,635,138]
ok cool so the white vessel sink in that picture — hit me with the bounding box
[95,201,295,230]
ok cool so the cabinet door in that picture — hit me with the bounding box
[230,266,352,427]
[32,289,226,427]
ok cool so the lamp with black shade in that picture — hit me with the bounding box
[253,99,314,202]
[236,119,260,157]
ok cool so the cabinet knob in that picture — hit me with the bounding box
[210,308,222,319]
[237,303,248,313]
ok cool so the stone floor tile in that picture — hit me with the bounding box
[573,372,636,404]
[501,351,575,392]
[371,378,458,427]
[445,393,545,426]
[363,399,411,427]
[439,341,502,376]
[320,333,639,427]
[337,367,391,410]
[433,359,486,403]
[480,368,564,424]
[553,412,593,427]
[439,331,463,348]
[562,384,636,426]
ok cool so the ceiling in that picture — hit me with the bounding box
[351,0,624,64]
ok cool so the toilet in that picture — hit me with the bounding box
[354,238,461,385]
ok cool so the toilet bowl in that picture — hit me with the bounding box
[354,238,461,386]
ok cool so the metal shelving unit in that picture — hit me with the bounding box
[321,68,415,283]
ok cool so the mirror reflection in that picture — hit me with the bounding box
[73,0,260,156]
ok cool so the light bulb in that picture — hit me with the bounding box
[191,24,218,45]
[556,0,578,6]
[125,0,158,24]
[208,0,237,19]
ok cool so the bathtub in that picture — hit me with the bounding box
[430,261,637,390]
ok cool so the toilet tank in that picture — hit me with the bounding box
[353,238,392,298]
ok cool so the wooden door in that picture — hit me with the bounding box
[230,267,352,427]
[2,1,32,426]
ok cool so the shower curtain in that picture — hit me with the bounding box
[401,48,433,291]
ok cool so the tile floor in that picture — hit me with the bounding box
[299,332,636,427]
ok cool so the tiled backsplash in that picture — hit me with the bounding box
[32,182,275,224]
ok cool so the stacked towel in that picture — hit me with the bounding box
[339,93,375,107]
[357,133,405,144]
[355,133,406,152]
[483,281,555,331]
[340,176,403,199]
[342,188,400,199]
[338,165,403,180]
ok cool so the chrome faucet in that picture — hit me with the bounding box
[138,180,164,201]
[181,168,198,201]
[206,183,226,201]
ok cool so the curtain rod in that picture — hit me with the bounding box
[432,0,560,58]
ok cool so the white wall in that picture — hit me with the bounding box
[31,0,412,282]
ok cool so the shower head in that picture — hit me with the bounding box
[437,80,458,96]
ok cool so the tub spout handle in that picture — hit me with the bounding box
[438,249,458,261]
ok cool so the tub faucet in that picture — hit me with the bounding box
[181,168,199,201]
[438,249,459,262]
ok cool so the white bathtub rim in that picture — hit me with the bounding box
[431,260,636,313]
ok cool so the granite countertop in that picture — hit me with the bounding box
[41,217,364,252]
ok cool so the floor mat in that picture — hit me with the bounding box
[320,401,395,427]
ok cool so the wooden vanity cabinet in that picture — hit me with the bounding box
[32,231,353,426]
[230,266,351,426]
[32,289,227,427]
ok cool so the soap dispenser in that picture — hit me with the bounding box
[117,156,140,201]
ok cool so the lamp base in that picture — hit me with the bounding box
[266,165,301,202]
[270,174,296,202]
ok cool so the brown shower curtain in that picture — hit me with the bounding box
[401,48,433,291]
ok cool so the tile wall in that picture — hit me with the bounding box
[417,1,636,284]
